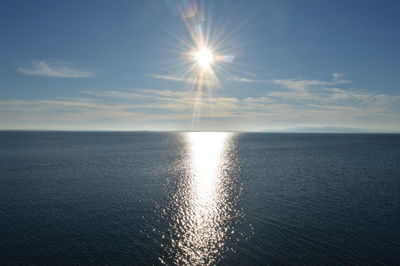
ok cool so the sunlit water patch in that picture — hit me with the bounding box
[159,132,244,265]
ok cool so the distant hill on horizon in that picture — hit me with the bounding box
[265,127,397,133]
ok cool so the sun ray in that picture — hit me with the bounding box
[144,0,252,130]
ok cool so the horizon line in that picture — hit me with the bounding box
[0,129,399,134]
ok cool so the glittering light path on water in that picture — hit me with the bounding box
[161,132,242,265]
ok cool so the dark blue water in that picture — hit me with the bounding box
[0,132,399,265]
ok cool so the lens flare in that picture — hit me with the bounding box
[161,0,237,130]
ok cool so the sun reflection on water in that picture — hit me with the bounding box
[161,132,241,265]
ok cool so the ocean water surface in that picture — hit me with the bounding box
[0,132,399,265]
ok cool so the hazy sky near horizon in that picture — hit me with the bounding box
[1,0,400,131]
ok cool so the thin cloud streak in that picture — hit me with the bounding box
[226,75,268,84]
[148,74,192,83]
[18,60,94,78]
[1,78,400,131]
[272,78,348,91]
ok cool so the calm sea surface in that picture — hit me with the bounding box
[0,132,399,265]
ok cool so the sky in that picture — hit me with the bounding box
[1,0,400,132]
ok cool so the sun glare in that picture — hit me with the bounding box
[194,47,214,69]
[163,0,236,130]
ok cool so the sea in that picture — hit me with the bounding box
[0,131,399,265]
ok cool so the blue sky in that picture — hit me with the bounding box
[1,0,400,131]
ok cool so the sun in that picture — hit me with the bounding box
[194,47,214,69]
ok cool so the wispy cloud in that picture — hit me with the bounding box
[1,72,400,131]
[225,72,349,87]
[227,75,268,84]
[149,73,268,84]
[1,82,399,131]
[269,76,377,106]
[268,75,400,127]
[272,77,348,91]
[148,74,191,83]
[332,72,348,80]
[18,60,94,78]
